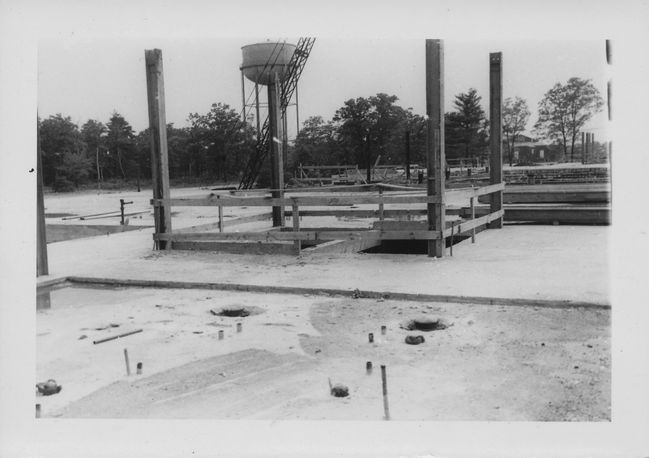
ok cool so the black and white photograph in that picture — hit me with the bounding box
[1,1,648,457]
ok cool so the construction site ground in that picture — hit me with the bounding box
[36,186,611,420]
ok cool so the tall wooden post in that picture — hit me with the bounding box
[145,49,172,249]
[425,39,445,257]
[489,52,503,229]
[268,74,285,227]
[37,123,48,276]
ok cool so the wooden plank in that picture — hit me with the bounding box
[442,209,505,238]
[285,209,429,219]
[489,51,504,229]
[172,241,296,255]
[478,184,611,204]
[462,205,610,225]
[145,49,172,249]
[153,193,442,208]
[156,229,442,243]
[302,237,383,254]
[425,39,445,257]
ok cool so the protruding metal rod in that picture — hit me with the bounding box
[124,348,131,376]
[381,365,390,420]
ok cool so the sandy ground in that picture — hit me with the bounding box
[37,286,609,420]
[40,224,610,305]
[35,186,611,421]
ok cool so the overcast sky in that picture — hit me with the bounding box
[38,37,610,140]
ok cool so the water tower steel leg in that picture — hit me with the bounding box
[425,39,445,258]
[268,79,285,227]
[145,49,172,249]
[295,84,300,135]
[255,82,261,137]
[489,52,503,229]
[241,70,247,124]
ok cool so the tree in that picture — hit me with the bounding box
[292,116,340,167]
[81,119,107,183]
[187,103,256,181]
[444,89,489,163]
[106,112,136,179]
[54,151,93,191]
[38,114,84,187]
[502,97,531,166]
[333,93,407,182]
[534,77,604,161]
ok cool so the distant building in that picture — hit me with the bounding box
[503,134,561,164]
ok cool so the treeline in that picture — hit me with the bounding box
[39,77,603,191]
[38,103,255,191]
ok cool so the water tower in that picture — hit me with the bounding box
[240,41,295,226]
[238,38,315,226]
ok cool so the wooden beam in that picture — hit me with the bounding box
[37,120,48,276]
[156,229,442,243]
[442,209,504,238]
[145,49,172,249]
[172,241,296,255]
[462,204,611,225]
[489,51,504,229]
[268,76,284,227]
[152,193,443,208]
[425,39,445,257]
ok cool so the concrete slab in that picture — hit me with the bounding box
[40,224,610,305]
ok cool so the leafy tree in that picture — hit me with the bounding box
[534,77,604,161]
[502,97,531,166]
[81,119,107,182]
[444,88,489,162]
[38,114,84,186]
[54,151,93,191]
[187,103,256,181]
[333,93,407,181]
[292,116,340,167]
[106,112,136,179]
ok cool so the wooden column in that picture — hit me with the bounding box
[425,39,445,257]
[489,52,503,229]
[145,49,172,249]
[36,124,48,276]
[268,75,285,227]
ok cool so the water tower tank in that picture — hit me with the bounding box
[241,42,296,86]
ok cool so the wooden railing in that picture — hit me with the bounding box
[151,182,504,254]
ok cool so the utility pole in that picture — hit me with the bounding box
[145,49,172,249]
[425,39,445,257]
[488,52,504,229]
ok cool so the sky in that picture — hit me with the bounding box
[38,37,610,141]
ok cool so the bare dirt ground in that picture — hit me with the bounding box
[36,186,611,421]
[38,286,609,421]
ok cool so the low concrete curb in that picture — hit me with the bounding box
[42,275,612,310]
